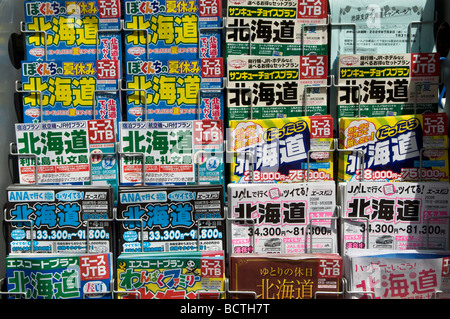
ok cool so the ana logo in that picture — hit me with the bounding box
[340,56,359,66]
[229,59,247,69]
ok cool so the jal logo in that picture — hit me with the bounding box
[340,56,359,66]
[229,59,247,69]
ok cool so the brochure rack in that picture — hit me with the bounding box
[2,0,450,300]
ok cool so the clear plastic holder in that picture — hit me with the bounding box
[195,215,228,298]
[3,206,35,253]
[0,278,27,299]
[114,206,146,253]
[336,138,366,181]
[300,14,330,56]
[225,15,330,57]
[340,213,371,253]
[413,81,442,114]
[115,149,224,254]
[119,144,224,188]
[95,20,124,61]
[306,206,340,254]
[223,18,252,55]
[304,74,362,117]
[198,22,225,58]
[19,21,49,60]
[122,25,150,60]
[432,289,450,299]
[193,148,225,184]
[305,137,337,182]
[118,151,146,185]
[418,146,450,182]
[3,194,115,255]
[121,85,149,121]
[303,74,332,117]
[196,83,225,120]
[407,12,437,53]
[15,80,45,123]
[195,216,227,250]
[225,85,254,120]
[9,141,39,185]
[123,18,225,61]
[10,143,116,255]
[92,79,123,120]
[225,216,257,299]
[88,142,119,184]
[113,287,142,300]
[425,216,450,250]
[329,19,358,54]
